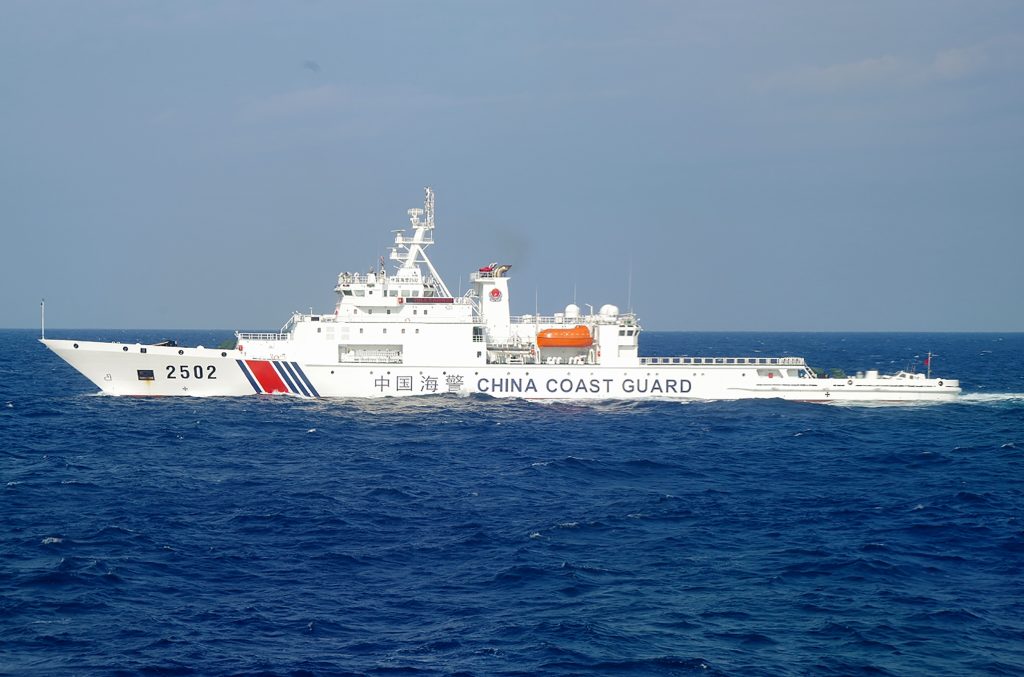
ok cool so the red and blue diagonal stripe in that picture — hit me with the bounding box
[236,360,319,397]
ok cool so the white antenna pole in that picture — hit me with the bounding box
[927,351,932,379]
[627,257,633,313]
[535,287,540,363]
[40,298,45,340]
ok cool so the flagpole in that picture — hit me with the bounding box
[926,351,932,379]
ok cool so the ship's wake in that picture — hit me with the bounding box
[957,393,1024,404]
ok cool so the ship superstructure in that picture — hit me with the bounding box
[42,188,960,402]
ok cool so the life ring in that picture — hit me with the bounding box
[530,346,536,356]
[398,298,404,304]
[237,344,243,351]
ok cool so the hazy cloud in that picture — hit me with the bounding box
[759,35,1022,92]
[241,84,349,120]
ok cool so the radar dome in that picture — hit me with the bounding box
[565,304,580,318]
[599,304,620,317]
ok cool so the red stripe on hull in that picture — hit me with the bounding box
[246,360,289,393]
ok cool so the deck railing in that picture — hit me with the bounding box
[237,332,289,341]
[640,356,807,366]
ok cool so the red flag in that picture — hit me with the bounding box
[923,356,931,366]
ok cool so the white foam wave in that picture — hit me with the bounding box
[958,393,1024,404]
[41,536,63,544]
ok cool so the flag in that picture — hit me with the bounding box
[923,355,931,366]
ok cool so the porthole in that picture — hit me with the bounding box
[123,346,128,352]
[221,352,227,357]
[73,343,79,349]
[178,349,184,355]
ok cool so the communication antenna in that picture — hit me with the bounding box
[40,298,45,340]
[627,257,633,313]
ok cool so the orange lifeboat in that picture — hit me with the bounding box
[536,325,593,348]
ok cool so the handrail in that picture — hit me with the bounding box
[237,332,289,341]
[639,356,807,366]
[511,313,638,325]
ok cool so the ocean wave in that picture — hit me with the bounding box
[4,329,1023,675]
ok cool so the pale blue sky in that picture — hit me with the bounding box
[2,1,1022,331]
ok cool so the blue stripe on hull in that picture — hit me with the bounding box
[272,361,299,394]
[291,362,320,398]
[281,362,309,397]
[236,360,262,393]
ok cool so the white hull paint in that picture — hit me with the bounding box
[43,338,960,403]
[42,188,961,403]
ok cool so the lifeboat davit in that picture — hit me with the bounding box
[536,325,593,348]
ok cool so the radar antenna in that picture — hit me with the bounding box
[425,186,435,229]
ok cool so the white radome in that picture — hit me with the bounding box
[42,188,960,402]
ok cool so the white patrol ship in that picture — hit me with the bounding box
[42,188,960,402]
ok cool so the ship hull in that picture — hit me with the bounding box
[43,339,961,402]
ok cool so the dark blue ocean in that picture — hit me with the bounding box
[2,330,1023,676]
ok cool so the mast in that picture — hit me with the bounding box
[391,187,453,298]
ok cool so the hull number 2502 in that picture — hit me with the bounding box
[166,365,217,379]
